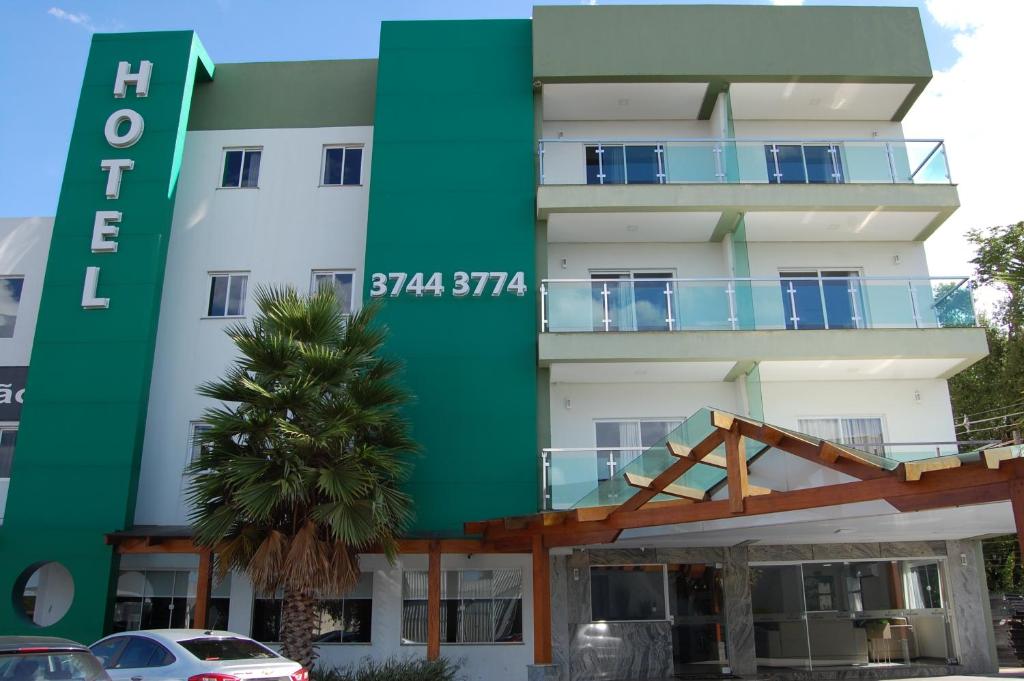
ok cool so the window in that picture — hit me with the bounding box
[112,570,231,632]
[89,638,128,669]
[591,565,667,621]
[765,144,844,184]
[595,419,681,481]
[591,271,674,332]
[177,638,276,661]
[0,277,24,338]
[798,417,885,455]
[252,572,372,644]
[585,144,664,185]
[111,637,175,669]
[188,421,212,465]
[322,146,363,186]
[221,148,261,188]
[0,426,17,478]
[402,569,522,644]
[780,270,864,330]
[311,271,355,315]
[207,273,248,317]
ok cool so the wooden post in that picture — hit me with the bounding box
[194,549,212,629]
[887,560,905,609]
[532,534,552,664]
[724,425,749,513]
[427,540,441,661]
[1010,480,1024,560]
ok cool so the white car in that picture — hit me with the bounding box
[88,630,307,681]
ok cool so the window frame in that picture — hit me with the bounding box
[400,568,524,646]
[796,414,888,452]
[0,275,25,339]
[0,422,18,480]
[250,572,374,645]
[310,270,357,316]
[320,145,364,187]
[205,271,249,319]
[589,563,670,623]
[186,420,212,469]
[219,147,262,189]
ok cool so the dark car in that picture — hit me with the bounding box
[0,637,110,681]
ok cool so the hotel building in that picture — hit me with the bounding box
[0,6,1018,680]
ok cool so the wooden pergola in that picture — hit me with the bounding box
[107,410,1024,669]
[464,410,1024,666]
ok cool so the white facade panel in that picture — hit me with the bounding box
[134,126,372,527]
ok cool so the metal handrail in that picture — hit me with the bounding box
[542,440,996,454]
[542,275,970,284]
[539,137,945,144]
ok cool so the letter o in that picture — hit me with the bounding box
[104,109,144,148]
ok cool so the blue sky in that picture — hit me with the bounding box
[0,0,959,217]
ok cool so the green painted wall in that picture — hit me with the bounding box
[188,59,377,130]
[0,31,212,640]
[364,20,537,535]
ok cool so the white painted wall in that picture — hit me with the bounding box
[731,120,906,140]
[0,217,52,524]
[134,126,372,526]
[745,241,931,278]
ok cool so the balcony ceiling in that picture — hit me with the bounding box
[729,82,916,121]
[758,357,967,381]
[548,211,721,243]
[542,82,709,120]
[742,210,940,241]
[550,361,735,383]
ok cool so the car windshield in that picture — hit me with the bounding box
[177,639,276,661]
[0,651,108,681]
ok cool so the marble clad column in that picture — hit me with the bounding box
[723,546,757,676]
[550,554,570,681]
[945,539,998,673]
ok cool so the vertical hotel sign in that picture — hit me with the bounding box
[0,33,213,640]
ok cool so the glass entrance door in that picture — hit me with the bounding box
[780,270,864,330]
[591,272,674,331]
[669,563,729,675]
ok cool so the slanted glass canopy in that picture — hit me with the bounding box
[565,408,990,510]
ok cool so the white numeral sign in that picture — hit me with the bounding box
[370,271,527,298]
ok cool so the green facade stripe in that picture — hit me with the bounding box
[0,31,213,641]
[364,19,537,535]
[188,59,377,130]
[532,5,931,120]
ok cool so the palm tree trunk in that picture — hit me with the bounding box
[279,586,317,669]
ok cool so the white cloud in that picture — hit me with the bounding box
[47,7,96,32]
[904,1,1024,293]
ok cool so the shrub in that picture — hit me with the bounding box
[310,657,463,681]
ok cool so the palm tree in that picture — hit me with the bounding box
[186,285,416,668]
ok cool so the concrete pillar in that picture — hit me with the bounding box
[945,539,998,673]
[723,546,757,676]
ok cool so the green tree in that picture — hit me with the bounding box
[186,286,416,668]
[949,222,1024,443]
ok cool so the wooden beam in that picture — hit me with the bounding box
[669,441,727,469]
[469,459,1023,543]
[666,441,691,459]
[819,441,844,464]
[194,549,212,629]
[724,426,749,513]
[624,472,703,501]
[984,447,1018,470]
[902,455,962,482]
[889,481,1008,512]
[1011,480,1024,562]
[612,429,724,514]
[427,540,441,661]
[110,537,199,554]
[532,535,552,664]
[711,410,735,430]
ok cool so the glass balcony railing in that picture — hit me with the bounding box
[541,418,1000,511]
[541,276,976,333]
[538,138,951,186]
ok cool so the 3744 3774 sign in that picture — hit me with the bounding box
[369,271,527,298]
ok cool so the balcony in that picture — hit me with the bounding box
[538,276,988,380]
[541,412,1000,511]
[536,138,959,240]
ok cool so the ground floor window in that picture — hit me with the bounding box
[112,569,230,632]
[401,569,523,644]
[251,572,373,644]
[750,559,951,670]
[591,564,667,621]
